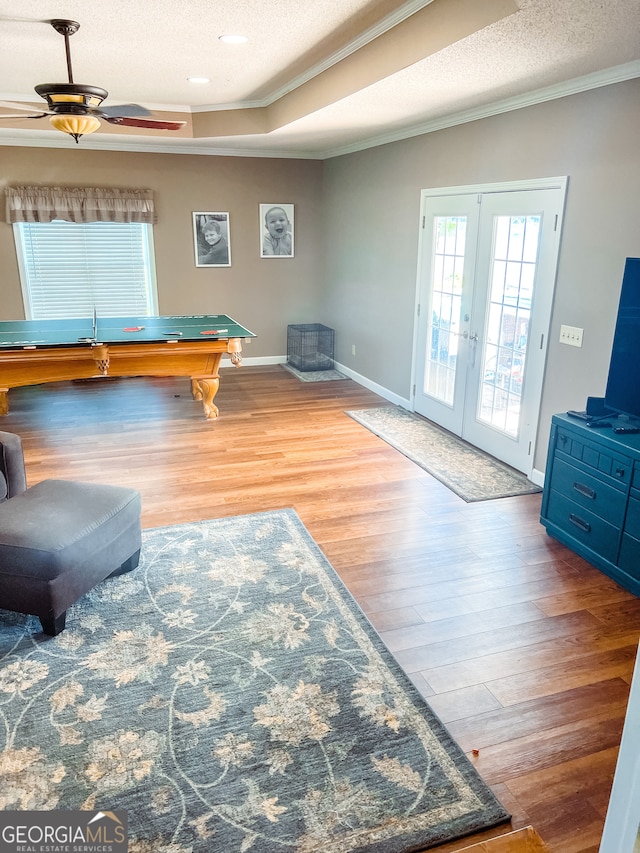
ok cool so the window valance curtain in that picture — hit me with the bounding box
[5,186,156,224]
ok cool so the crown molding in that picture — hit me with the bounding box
[0,129,319,160]
[1,60,638,161]
[317,59,640,159]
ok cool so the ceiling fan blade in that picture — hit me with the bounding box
[104,116,186,130]
[99,103,152,118]
[0,112,48,120]
[0,100,51,113]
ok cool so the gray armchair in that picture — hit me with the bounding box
[0,430,141,635]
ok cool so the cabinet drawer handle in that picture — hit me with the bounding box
[615,467,626,478]
[569,513,591,533]
[573,481,596,500]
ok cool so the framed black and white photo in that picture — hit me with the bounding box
[260,203,294,258]
[193,212,231,267]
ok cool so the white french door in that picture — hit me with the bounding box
[413,179,567,475]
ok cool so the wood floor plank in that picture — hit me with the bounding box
[345,555,536,600]
[419,624,640,694]
[393,611,604,673]
[530,583,637,617]
[426,683,505,722]
[4,368,640,852]
[380,602,550,653]
[483,645,640,706]
[456,826,550,852]
[358,564,596,615]
[446,679,631,748]
[366,605,426,632]
[469,712,625,786]
[504,749,620,852]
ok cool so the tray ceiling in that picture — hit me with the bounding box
[0,0,639,158]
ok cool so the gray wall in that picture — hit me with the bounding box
[321,78,640,471]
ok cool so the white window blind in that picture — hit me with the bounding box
[14,220,158,320]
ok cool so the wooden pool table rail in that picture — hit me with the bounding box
[0,337,243,419]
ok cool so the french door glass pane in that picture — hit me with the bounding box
[424,216,466,405]
[478,215,540,437]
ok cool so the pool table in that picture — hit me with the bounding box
[0,313,255,419]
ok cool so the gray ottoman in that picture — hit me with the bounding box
[0,477,141,636]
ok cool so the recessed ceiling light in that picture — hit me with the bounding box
[187,76,210,84]
[219,34,248,45]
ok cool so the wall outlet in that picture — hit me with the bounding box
[559,324,583,347]
[351,344,356,356]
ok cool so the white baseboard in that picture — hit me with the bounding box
[530,467,545,487]
[221,354,286,367]
[332,360,411,409]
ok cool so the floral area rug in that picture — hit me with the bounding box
[347,406,542,502]
[0,509,510,852]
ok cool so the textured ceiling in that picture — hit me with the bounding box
[0,0,639,158]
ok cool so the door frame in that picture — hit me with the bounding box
[410,176,568,476]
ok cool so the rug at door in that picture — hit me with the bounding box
[0,509,510,852]
[347,406,541,502]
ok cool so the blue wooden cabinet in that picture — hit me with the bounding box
[541,413,640,596]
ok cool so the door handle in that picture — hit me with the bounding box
[468,331,479,368]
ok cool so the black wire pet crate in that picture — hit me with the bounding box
[287,324,335,372]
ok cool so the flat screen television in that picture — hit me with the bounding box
[605,257,640,421]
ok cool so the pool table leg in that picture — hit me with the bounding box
[191,376,220,419]
[0,389,8,416]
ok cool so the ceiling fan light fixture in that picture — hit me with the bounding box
[0,19,185,140]
[35,83,109,111]
[49,93,105,108]
[49,112,101,143]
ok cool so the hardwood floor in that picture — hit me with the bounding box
[4,364,640,852]
[458,826,550,852]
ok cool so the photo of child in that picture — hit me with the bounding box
[193,212,231,267]
[260,203,294,258]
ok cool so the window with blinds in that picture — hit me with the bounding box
[14,220,158,319]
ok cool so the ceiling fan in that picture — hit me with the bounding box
[0,19,186,142]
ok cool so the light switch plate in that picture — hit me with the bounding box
[559,324,583,347]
